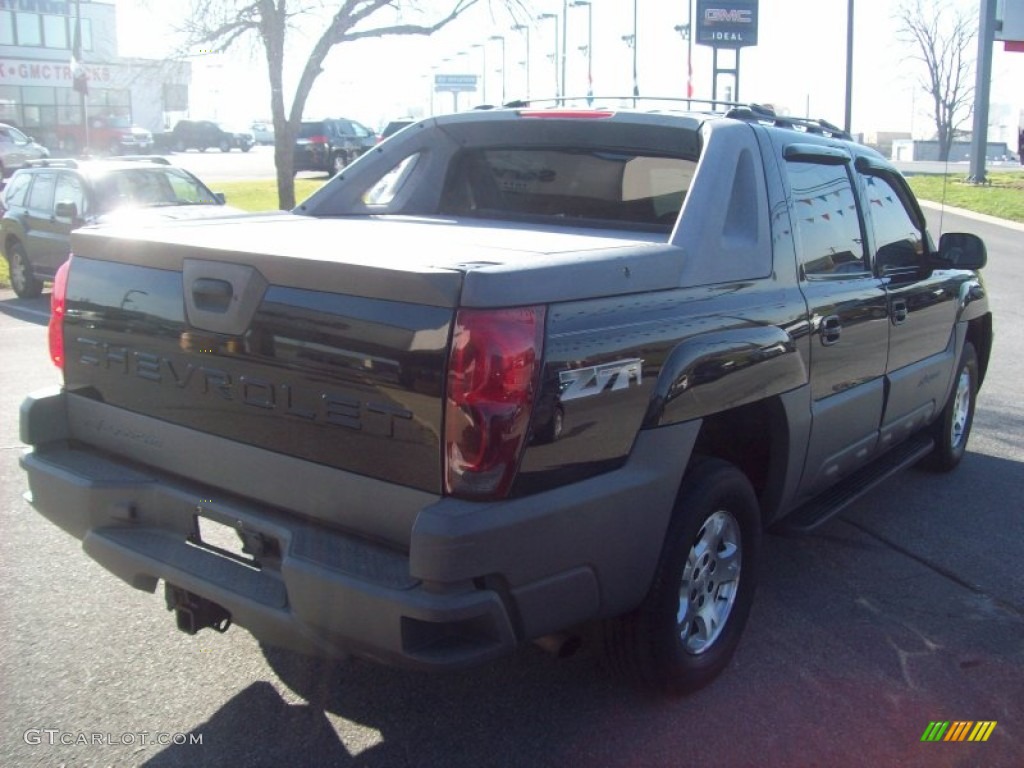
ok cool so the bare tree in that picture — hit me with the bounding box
[895,0,976,161]
[181,1,522,209]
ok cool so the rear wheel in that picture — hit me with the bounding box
[8,241,43,299]
[331,152,347,173]
[922,342,978,472]
[603,458,760,695]
[219,139,231,152]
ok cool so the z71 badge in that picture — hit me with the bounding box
[559,359,644,401]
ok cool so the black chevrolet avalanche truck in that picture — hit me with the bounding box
[19,104,992,694]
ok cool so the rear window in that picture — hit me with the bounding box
[439,147,696,230]
[298,122,331,139]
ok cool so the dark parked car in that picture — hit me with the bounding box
[1,157,240,298]
[0,123,49,177]
[168,120,254,153]
[293,117,377,174]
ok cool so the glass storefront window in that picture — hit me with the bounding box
[79,17,92,51]
[15,12,42,46]
[43,14,67,49]
[0,12,14,45]
[0,85,19,125]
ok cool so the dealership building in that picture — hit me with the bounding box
[0,0,189,148]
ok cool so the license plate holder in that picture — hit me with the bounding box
[192,515,257,567]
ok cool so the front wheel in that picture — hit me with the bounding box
[603,458,760,695]
[922,342,978,472]
[8,241,43,299]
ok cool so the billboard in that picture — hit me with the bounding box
[696,0,759,48]
[996,0,1024,42]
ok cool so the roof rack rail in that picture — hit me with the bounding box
[498,96,852,140]
[25,155,172,169]
[724,106,852,141]
[109,155,171,165]
[26,158,80,169]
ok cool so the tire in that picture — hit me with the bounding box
[219,139,231,153]
[921,342,978,472]
[603,457,760,695]
[174,139,186,152]
[8,241,43,299]
[108,141,121,157]
[331,152,347,174]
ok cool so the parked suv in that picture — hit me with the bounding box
[293,117,376,173]
[0,123,49,176]
[168,120,254,153]
[1,157,238,298]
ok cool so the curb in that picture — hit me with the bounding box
[918,199,1024,232]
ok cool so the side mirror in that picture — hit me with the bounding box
[937,232,986,270]
[214,192,226,205]
[55,200,79,220]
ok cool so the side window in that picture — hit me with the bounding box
[54,172,85,217]
[2,172,32,207]
[26,171,56,214]
[786,160,867,278]
[363,153,420,206]
[860,172,923,273]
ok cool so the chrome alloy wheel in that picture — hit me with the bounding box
[950,367,972,450]
[677,510,742,655]
[10,251,29,294]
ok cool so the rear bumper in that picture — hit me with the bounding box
[20,389,697,670]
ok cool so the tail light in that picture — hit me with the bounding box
[309,135,329,145]
[444,306,546,499]
[49,257,71,370]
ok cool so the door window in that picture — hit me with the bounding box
[860,172,924,273]
[786,160,867,278]
[26,171,56,214]
[54,172,86,217]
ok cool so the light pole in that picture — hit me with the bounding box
[511,24,531,101]
[571,0,593,104]
[538,12,560,101]
[489,35,506,105]
[561,0,568,105]
[620,0,638,107]
[471,42,487,104]
[674,2,693,107]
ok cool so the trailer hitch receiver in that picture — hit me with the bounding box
[165,584,232,635]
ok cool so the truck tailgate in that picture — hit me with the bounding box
[62,219,460,494]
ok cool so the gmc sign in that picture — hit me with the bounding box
[696,0,759,48]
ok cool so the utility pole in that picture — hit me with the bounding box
[844,0,854,132]
[968,0,997,184]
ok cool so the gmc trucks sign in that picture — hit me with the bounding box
[696,0,759,48]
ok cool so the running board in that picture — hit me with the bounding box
[777,434,935,535]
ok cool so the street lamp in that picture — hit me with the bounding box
[471,42,487,104]
[489,35,506,105]
[618,0,639,105]
[511,23,531,100]
[674,2,693,107]
[538,12,560,101]
[571,1,593,104]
